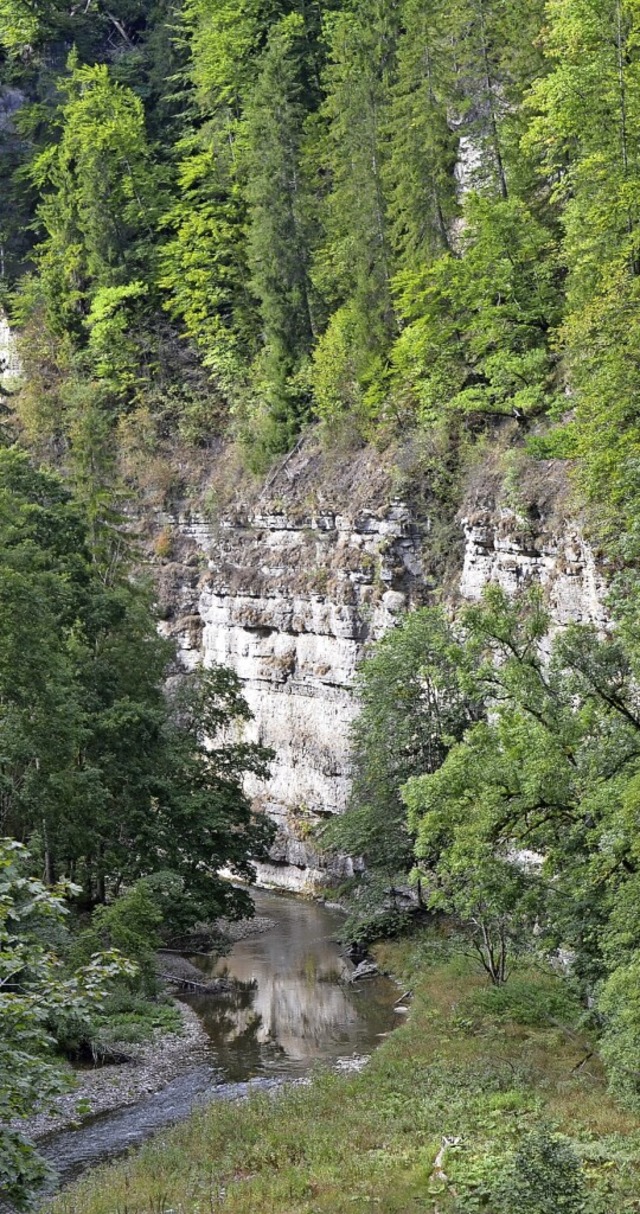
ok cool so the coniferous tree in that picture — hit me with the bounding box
[309,0,400,428]
[158,133,256,403]
[29,56,163,342]
[386,0,459,266]
[243,13,320,452]
[527,0,640,551]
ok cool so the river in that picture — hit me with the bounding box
[41,889,399,1189]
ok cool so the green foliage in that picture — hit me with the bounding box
[0,0,168,65]
[85,281,149,397]
[326,607,479,879]
[0,448,273,918]
[340,564,640,1158]
[180,0,290,113]
[0,838,133,1209]
[93,995,181,1046]
[29,57,163,345]
[391,196,561,425]
[491,1128,590,1214]
[309,0,399,429]
[390,584,640,1100]
[59,878,186,1058]
[336,873,415,948]
[0,0,44,56]
[307,302,365,425]
[7,0,640,481]
[0,444,275,1199]
[157,136,253,402]
[385,0,459,266]
[243,15,317,427]
[71,881,163,996]
[524,0,640,554]
[468,974,583,1029]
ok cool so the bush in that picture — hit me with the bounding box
[598,957,640,1111]
[337,873,415,947]
[93,993,181,1047]
[70,880,163,997]
[491,1127,589,1214]
[468,975,583,1029]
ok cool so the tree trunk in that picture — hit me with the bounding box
[476,0,508,200]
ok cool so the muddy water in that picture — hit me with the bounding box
[184,889,397,1079]
[42,889,398,1188]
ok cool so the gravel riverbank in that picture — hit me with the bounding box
[216,914,275,942]
[21,1002,211,1142]
[22,913,277,1143]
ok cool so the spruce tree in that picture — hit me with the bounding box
[243,13,319,449]
[386,0,459,265]
[527,0,640,549]
[310,0,401,427]
[29,56,163,340]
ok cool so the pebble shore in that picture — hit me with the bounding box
[22,1002,211,1142]
[22,914,276,1143]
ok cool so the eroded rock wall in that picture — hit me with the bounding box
[154,444,606,891]
[156,445,426,890]
[0,307,21,385]
[458,458,608,627]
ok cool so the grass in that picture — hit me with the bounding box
[95,998,183,1046]
[48,929,640,1214]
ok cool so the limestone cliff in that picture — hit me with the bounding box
[155,442,425,889]
[152,438,607,892]
[0,307,22,385]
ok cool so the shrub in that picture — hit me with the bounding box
[491,1127,589,1214]
[70,880,163,997]
[468,975,583,1029]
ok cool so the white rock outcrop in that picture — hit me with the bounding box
[156,452,607,891]
[459,508,607,628]
[158,500,424,891]
[0,308,21,385]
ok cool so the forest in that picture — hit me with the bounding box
[4,0,640,1210]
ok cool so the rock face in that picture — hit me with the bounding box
[158,487,425,891]
[155,445,607,892]
[459,511,607,629]
[0,308,21,384]
[157,441,429,888]
[458,457,608,629]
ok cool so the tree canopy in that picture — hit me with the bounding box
[0,448,273,914]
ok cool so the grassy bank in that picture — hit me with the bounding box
[49,931,640,1214]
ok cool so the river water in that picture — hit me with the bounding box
[42,889,398,1188]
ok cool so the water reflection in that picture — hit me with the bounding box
[42,890,398,1189]
[183,889,396,1078]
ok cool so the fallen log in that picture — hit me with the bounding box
[158,971,232,995]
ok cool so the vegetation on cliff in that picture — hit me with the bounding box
[5,0,640,1208]
[0,0,637,528]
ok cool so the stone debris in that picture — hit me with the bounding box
[17,1002,211,1141]
[215,914,275,942]
[349,960,380,982]
[334,1054,370,1073]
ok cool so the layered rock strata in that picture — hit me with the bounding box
[157,485,424,891]
[460,511,607,629]
[155,449,606,891]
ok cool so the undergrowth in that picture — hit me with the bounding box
[47,927,640,1214]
